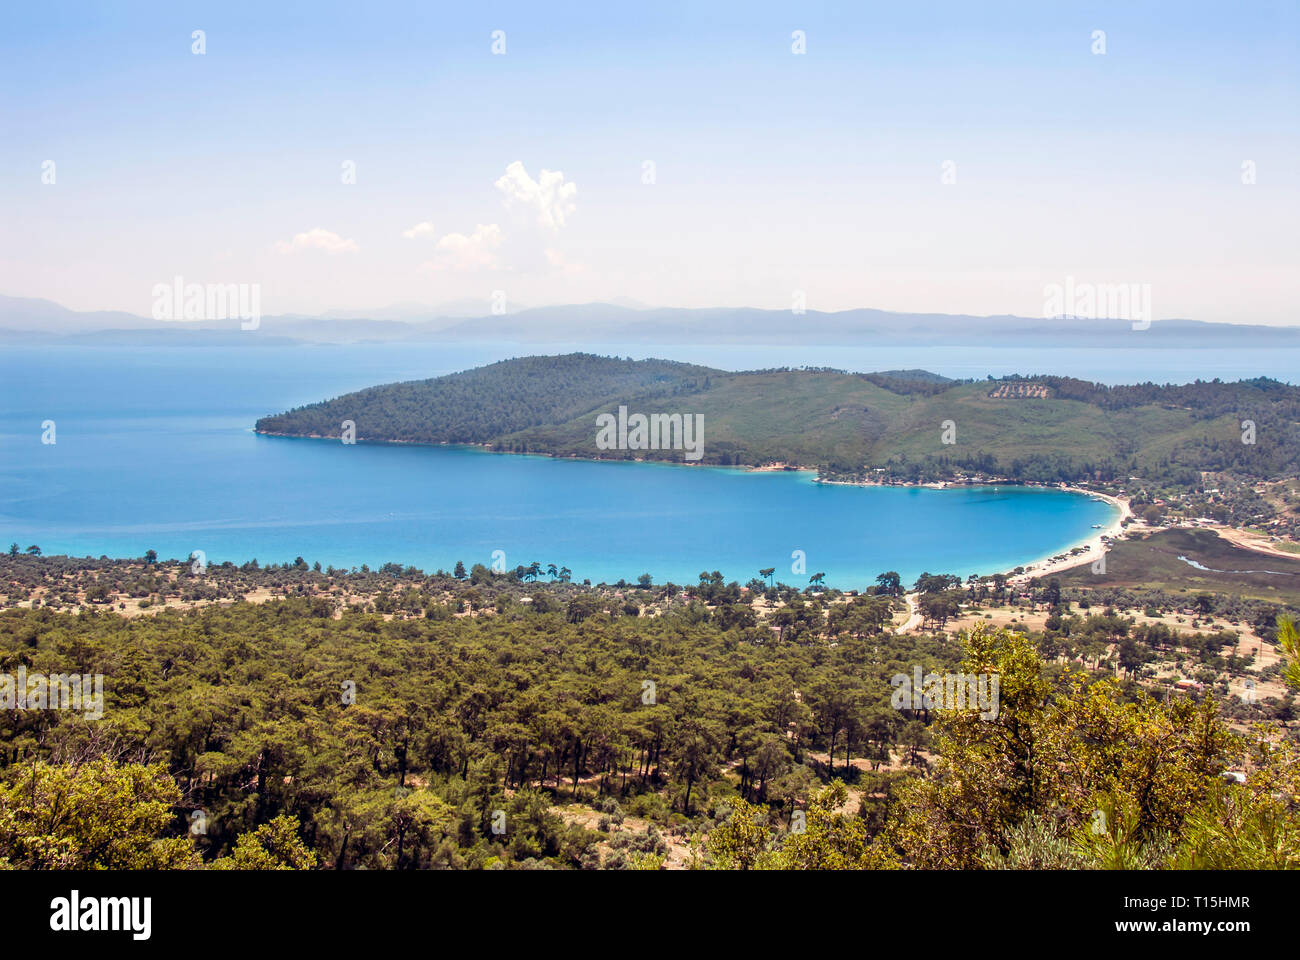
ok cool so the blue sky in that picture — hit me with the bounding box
[1,0,1296,322]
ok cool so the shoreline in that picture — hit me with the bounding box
[812,475,1133,581]
[254,429,1136,584]
[1004,487,1133,583]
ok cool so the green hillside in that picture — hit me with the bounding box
[254,354,718,444]
[255,353,1300,484]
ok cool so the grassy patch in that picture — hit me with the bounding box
[1057,528,1300,604]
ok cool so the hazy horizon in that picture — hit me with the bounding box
[2,0,1297,325]
[0,290,1286,329]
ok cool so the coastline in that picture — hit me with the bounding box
[810,474,1134,581]
[254,429,1135,582]
[1004,487,1133,583]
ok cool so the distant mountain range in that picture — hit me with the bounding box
[2,293,1298,349]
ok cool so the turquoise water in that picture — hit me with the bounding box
[0,345,1123,588]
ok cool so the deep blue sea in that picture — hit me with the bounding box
[8,339,1270,589]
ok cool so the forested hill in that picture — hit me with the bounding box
[256,354,718,444]
[255,353,1300,485]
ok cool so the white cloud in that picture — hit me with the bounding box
[402,221,436,240]
[274,228,359,255]
[495,161,576,232]
[421,223,502,272]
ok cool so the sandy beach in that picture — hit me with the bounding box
[807,473,1137,583]
[1006,487,1133,583]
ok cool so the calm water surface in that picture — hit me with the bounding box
[0,344,1137,587]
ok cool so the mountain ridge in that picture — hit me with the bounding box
[4,293,1298,348]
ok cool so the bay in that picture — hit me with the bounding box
[0,343,1146,588]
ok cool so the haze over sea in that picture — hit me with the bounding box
[7,340,1274,588]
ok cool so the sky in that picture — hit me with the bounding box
[1,0,1297,323]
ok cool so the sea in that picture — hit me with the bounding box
[5,340,1283,588]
